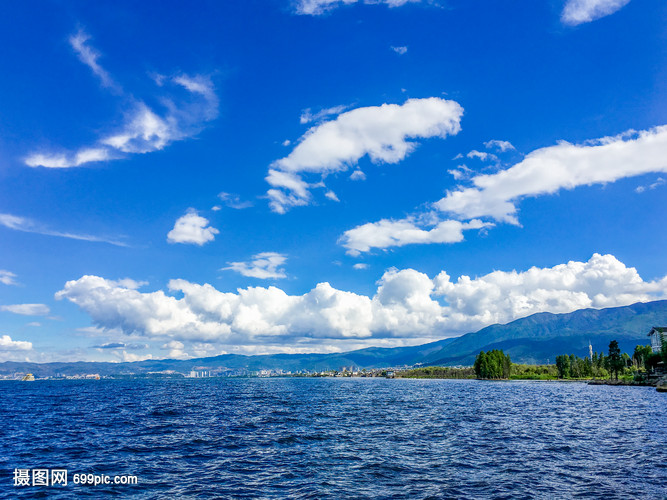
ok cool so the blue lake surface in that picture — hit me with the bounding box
[0,378,665,498]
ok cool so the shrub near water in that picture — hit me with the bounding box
[510,364,558,380]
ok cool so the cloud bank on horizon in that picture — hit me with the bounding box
[56,254,667,356]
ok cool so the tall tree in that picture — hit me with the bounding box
[607,340,624,381]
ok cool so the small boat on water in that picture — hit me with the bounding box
[21,373,35,381]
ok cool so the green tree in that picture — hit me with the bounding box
[607,340,624,380]
[555,355,570,379]
[474,350,511,379]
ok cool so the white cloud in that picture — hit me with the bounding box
[167,209,219,246]
[115,351,154,362]
[0,270,17,286]
[350,170,366,181]
[223,252,287,279]
[340,217,491,255]
[353,263,369,270]
[0,334,32,351]
[295,0,421,15]
[325,190,340,202]
[69,30,118,90]
[635,176,665,193]
[0,304,51,316]
[448,164,473,181]
[484,139,515,152]
[26,32,218,168]
[391,46,408,55]
[466,150,498,162]
[161,340,190,359]
[561,0,632,25]
[435,125,667,224]
[218,192,253,209]
[300,105,348,124]
[0,212,128,247]
[268,97,463,212]
[55,254,667,350]
[25,148,115,168]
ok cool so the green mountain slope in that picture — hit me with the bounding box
[424,300,667,366]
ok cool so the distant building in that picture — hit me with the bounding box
[648,327,666,353]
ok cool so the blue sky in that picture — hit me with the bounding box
[1,0,666,362]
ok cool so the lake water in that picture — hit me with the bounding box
[1,378,665,498]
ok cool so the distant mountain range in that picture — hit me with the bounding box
[2,300,665,377]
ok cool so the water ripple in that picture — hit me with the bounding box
[0,378,665,498]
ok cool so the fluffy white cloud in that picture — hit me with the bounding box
[0,334,32,351]
[391,46,408,55]
[223,252,287,279]
[484,139,515,152]
[268,98,463,212]
[0,270,17,286]
[340,217,491,255]
[0,212,127,247]
[25,31,218,168]
[295,0,421,15]
[161,340,190,359]
[167,209,219,245]
[353,263,369,270]
[561,0,632,25]
[55,254,667,350]
[0,304,50,316]
[436,125,667,224]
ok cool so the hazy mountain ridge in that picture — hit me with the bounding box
[2,300,665,377]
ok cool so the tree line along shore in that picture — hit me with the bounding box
[396,338,667,388]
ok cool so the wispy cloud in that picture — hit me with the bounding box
[391,46,408,55]
[0,304,51,316]
[223,252,288,279]
[635,176,665,193]
[484,139,515,152]
[0,213,128,247]
[466,150,498,162]
[25,31,219,168]
[218,192,253,209]
[561,0,632,25]
[69,30,119,90]
[167,209,219,246]
[294,0,422,16]
[300,105,348,124]
[0,270,18,286]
